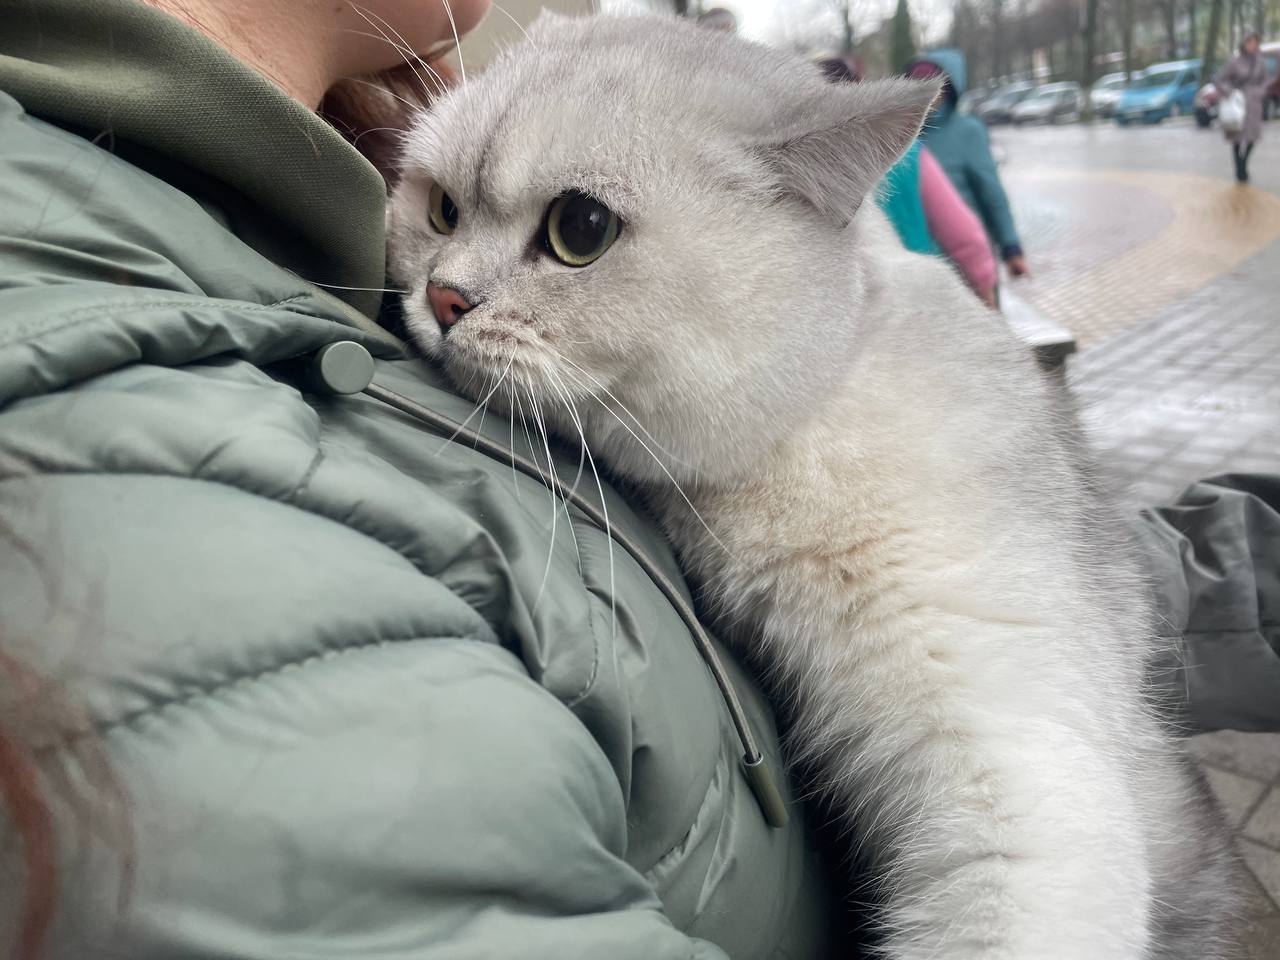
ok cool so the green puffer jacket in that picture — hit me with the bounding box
[0,1,831,957]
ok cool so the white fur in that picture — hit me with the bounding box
[388,14,1239,958]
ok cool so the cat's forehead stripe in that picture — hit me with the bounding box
[424,84,647,218]
[470,90,523,216]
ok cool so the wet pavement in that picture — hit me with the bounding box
[997,116,1280,506]
[998,118,1280,353]
[995,117,1280,955]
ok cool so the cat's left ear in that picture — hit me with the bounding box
[759,78,941,225]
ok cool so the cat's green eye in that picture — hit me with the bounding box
[429,183,459,235]
[544,191,620,267]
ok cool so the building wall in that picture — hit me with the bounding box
[447,0,687,69]
[451,0,598,70]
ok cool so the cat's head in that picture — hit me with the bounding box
[388,14,937,485]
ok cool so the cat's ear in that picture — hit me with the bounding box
[759,78,941,225]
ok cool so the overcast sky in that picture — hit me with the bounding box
[598,0,958,49]
[729,0,955,47]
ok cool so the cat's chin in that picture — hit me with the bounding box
[434,334,555,413]
[437,346,505,397]
[440,335,522,380]
[408,314,518,384]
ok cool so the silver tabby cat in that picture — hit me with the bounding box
[387,14,1239,958]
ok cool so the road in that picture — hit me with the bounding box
[997,118,1280,348]
[991,117,1280,505]
[994,118,1280,958]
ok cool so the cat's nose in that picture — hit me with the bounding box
[427,283,475,332]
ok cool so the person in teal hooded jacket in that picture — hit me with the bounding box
[905,49,1029,278]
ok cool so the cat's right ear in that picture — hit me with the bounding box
[757,78,941,226]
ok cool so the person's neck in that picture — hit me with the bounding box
[145,0,340,107]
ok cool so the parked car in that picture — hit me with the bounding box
[1194,41,1280,127]
[1114,60,1201,125]
[1089,72,1129,117]
[1011,82,1084,125]
[978,81,1037,125]
[958,87,994,115]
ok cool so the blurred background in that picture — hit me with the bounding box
[457,3,1280,953]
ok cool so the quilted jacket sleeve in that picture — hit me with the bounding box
[0,156,733,956]
[959,117,1023,258]
[1,86,823,960]
[1137,474,1280,733]
[0,335,729,960]
[918,145,997,301]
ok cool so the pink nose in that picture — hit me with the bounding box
[427,283,474,332]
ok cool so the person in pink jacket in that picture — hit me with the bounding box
[918,145,998,307]
[818,56,997,307]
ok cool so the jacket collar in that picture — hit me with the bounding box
[0,0,388,317]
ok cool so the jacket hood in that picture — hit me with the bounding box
[0,0,388,317]
[910,48,968,95]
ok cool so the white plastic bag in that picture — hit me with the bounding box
[1220,89,1246,133]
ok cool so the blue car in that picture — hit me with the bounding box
[1115,59,1201,124]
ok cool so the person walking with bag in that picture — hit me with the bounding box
[1216,32,1268,183]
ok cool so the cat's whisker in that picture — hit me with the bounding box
[344,14,434,98]
[545,368,588,496]
[435,355,512,455]
[555,379,616,642]
[512,381,542,489]
[556,354,691,469]
[557,364,735,563]
[295,278,409,295]
[348,6,445,97]
[438,0,468,88]
[350,3,448,93]
[514,377,582,612]
[343,76,420,110]
[527,390,562,617]
[541,373,586,573]
[486,1,534,46]
[353,126,409,148]
[473,381,492,450]
[506,377,521,503]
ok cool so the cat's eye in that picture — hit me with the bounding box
[429,183,459,235]
[544,191,620,267]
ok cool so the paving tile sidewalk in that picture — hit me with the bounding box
[1189,731,1280,956]
[1064,237,1280,957]
[1068,249,1280,508]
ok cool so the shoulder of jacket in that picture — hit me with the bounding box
[0,96,400,353]
[955,114,989,139]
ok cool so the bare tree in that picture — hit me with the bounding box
[1121,0,1136,78]
[996,0,1012,79]
[949,0,985,83]
[1082,0,1101,94]
[944,0,1211,88]
[890,0,916,69]
[1203,0,1225,80]
[765,0,846,54]
[1159,0,1178,55]
[816,0,854,53]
